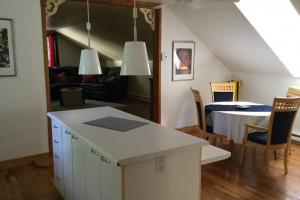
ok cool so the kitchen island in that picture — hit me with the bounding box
[47,107,228,200]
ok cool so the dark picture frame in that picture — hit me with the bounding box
[0,18,16,76]
[172,41,195,81]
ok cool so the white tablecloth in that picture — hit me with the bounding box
[206,102,271,144]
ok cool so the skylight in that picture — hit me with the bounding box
[235,0,300,77]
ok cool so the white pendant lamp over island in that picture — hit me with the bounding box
[79,0,102,75]
[121,0,151,76]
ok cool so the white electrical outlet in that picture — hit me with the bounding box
[155,156,165,173]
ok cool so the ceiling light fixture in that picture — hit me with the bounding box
[79,0,102,75]
[120,0,151,76]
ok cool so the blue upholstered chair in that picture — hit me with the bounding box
[191,87,225,143]
[210,82,237,102]
[240,97,300,174]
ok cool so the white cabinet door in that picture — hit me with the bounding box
[72,135,86,200]
[62,127,74,200]
[101,157,122,200]
[85,146,102,200]
[51,120,64,196]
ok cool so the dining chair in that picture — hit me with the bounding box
[240,97,300,174]
[287,86,300,97]
[286,86,300,155]
[210,82,238,102]
[191,87,226,143]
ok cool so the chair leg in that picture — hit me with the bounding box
[240,141,246,166]
[230,140,234,151]
[252,148,256,164]
[274,150,277,160]
[284,148,288,174]
[288,142,292,156]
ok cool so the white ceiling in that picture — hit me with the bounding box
[166,0,292,75]
[48,0,300,75]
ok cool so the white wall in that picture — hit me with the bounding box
[161,8,231,128]
[0,0,48,161]
[57,34,81,66]
[232,72,300,135]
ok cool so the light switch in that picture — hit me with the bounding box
[161,52,168,62]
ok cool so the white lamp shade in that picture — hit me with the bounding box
[79,49,102,75]
[121,41,151,76]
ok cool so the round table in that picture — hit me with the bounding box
[205,102,271,144]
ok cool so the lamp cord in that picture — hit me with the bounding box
[133,0,137,41]
[86,0,91,48]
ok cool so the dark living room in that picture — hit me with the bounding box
[46,1,154,120]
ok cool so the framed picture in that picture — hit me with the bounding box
[0,19,16,76]
[172,41,195,81]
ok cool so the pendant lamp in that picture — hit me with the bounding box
[79,0,102,75]
[121,0,151,76]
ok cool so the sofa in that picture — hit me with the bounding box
[49,66,128,102]
[80,67,128,101]
[49,66,81,101]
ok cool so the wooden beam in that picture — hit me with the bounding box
[152,9,161,123]
[40,0,53,157]
[69,0,158,9]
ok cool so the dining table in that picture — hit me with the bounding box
[205,101,272,144]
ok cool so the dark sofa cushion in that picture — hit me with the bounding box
[49,66,81,100]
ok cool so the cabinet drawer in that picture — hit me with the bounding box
[51,120,61,139]
[53,151,64,181]
[53,150,63,164]
[52,137,62,153]
[54,172,64,196]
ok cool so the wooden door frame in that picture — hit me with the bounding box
[40,0,161,153]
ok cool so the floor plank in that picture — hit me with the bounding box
[0,164,62,200]
[181,129,300,200]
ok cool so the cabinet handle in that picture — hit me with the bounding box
[91,148,100,156]
[65,130,71,135]
[55,154,60,159]
[101,156,111,164]
[72,135,78,140]
[54,140,59,144]
[53,125,58,129]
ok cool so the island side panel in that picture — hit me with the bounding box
[123,147,201,200]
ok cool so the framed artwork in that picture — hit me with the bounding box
[0,19,16,76]
[172,41,195,81]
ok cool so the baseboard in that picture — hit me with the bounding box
[127,95,151,102]
[292,134,300,143]
[176,125,198,132]
[0,153,51,170]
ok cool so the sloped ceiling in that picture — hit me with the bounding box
[47,1,154,60]
[167,0,291,76]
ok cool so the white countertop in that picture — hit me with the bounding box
[201,145,231,165]
[48,107,208,166]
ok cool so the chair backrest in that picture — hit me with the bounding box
[287,86,300,97]
[268,97,300,145]
[210,82,237,102]
[191,87,206,132]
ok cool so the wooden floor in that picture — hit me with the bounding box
[182,128,300,200]
[0,164,62,200]
[1,130,300,200]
